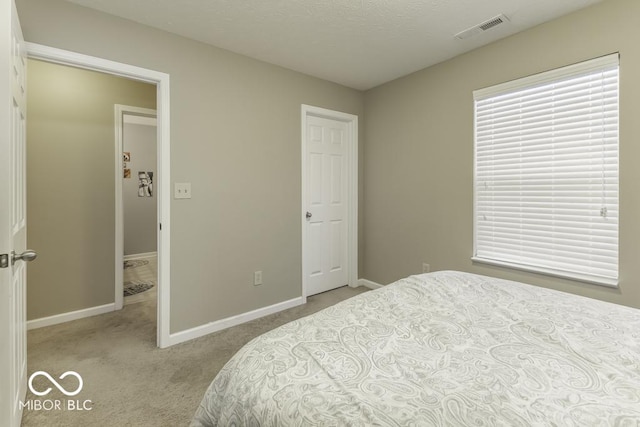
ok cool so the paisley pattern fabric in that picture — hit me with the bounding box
[191,271,640,426]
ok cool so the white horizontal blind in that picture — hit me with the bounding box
[473,54,619,286]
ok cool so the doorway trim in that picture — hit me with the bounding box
[301,104,358,300]
[26,42,172,348]
[114,105,157,311]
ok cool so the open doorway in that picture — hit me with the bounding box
[25,43,171,348]
[26,59,158,332]
[115,106,158,308]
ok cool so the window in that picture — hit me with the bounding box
[473,54,619,286]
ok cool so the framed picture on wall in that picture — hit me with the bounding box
[124,169,131,179]
[123,152,131,162]
[138,171,153,197]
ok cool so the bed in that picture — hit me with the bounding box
[191,271,640,426]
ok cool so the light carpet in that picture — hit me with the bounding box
[21,285,369,426]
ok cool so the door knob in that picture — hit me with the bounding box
[306,212,312,219]
[12,250,37,265]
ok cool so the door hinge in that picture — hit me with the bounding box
[0,253,8,269]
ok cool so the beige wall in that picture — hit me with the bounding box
[363,0,640,308]
[17,0,365,332]
[27,59,156,320]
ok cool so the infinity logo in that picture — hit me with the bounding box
[28,371,83,397]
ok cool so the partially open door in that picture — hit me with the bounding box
[1,1,32,425]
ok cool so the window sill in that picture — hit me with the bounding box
[471,257,619,289]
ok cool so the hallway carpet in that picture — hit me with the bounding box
[22,285,370,426]
[123,255,157,305]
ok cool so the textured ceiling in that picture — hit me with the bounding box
[64,0,602,90]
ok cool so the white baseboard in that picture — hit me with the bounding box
[27,303,115,330]
[167,296,306,347]
[124,251,157,261]
[358,278,384,289]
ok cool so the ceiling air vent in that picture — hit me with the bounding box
[455,14,510,40]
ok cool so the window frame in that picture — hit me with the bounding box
[472,53,620,287]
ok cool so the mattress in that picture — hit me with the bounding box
[191,271,640,426]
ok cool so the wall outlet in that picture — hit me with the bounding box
[254,270,263,286]
[422,263,430,273]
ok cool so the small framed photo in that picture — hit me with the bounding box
[123,152,131,162]
[124,169,131,179]
[138,171,153,197]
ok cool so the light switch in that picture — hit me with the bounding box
[174,183,192,199]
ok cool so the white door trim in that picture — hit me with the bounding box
[114,105,157,311]
[26,43,172,349]
[301,104,358,300]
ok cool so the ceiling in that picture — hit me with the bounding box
[65,0,602,91]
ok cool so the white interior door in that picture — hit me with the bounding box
[0,1,28,425]
[303,114,350,296]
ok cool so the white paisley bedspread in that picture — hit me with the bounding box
[191,271,640,426]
